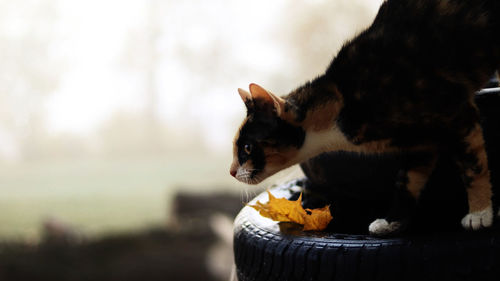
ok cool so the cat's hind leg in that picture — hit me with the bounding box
[369,154,437,236]
[456,124,493,230]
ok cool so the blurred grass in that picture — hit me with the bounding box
[0,154,244,241]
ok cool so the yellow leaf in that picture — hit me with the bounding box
[303,206,333,231]
[250,190,332,231]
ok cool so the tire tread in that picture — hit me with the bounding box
[234,187,500,281]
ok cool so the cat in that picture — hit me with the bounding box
[229,0,500,236]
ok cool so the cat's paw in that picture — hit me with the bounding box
[368,218,402,236]
[461,206,493,230]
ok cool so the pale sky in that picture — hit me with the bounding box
[44,0,286,146]
[37,0,381,151]
[45,0,153,134]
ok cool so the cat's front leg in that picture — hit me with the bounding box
[369,156,437,236]
[456,124,493,230]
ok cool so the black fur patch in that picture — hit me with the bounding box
[385,169,417,225]
[236,112,305,174]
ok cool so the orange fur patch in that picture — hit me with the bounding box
[466,175,493,212]
[437,0,461,16]
[464,124,492,212]
[263,147,299,169]
[406,159,437,199]
[292,84,343,131]
[302,100,343,131]
[357,139,395,153]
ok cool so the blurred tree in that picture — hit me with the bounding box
[118,0,169,156]
[97,111,170,158]
[0,0,61,161]
[145,0,161,125]
[278,0,383,84]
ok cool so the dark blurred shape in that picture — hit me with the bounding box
[0,191,243,281]
[172,192,244,223]
[42,217,84,245]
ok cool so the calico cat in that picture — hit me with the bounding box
[230,0,500,236]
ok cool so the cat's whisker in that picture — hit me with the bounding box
[241,188,250,204]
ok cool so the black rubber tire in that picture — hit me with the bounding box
[233,181,500,281]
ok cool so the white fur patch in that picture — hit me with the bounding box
[461,206,493,230]
[294,127,356,164]
[368,218,402,236]
[295,126,398,165]
[235,166,252,184]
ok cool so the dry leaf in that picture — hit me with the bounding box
[250,190,332,231]
[303,206,332,231]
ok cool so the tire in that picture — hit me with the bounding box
[233,180,500,281]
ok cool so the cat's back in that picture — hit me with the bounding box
[329,0,500,102]
[324,0,500,144]
[337,0,500,66]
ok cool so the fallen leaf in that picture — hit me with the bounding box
[303,206,332,231]
[250,190,332,231]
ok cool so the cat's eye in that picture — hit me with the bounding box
[244,144,252,155]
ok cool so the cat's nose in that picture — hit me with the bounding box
[230,169,237,177]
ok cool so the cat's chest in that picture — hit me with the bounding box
[301,126,396,156]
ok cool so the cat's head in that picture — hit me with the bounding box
[229,84,305,184]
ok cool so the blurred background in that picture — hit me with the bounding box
[0,0,381,280]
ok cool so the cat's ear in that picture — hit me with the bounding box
[238,88,252,103]
[249,83,285,116]
[238,88,254,110]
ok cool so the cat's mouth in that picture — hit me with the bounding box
[234,167,265,184]
[230,161,267,185]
